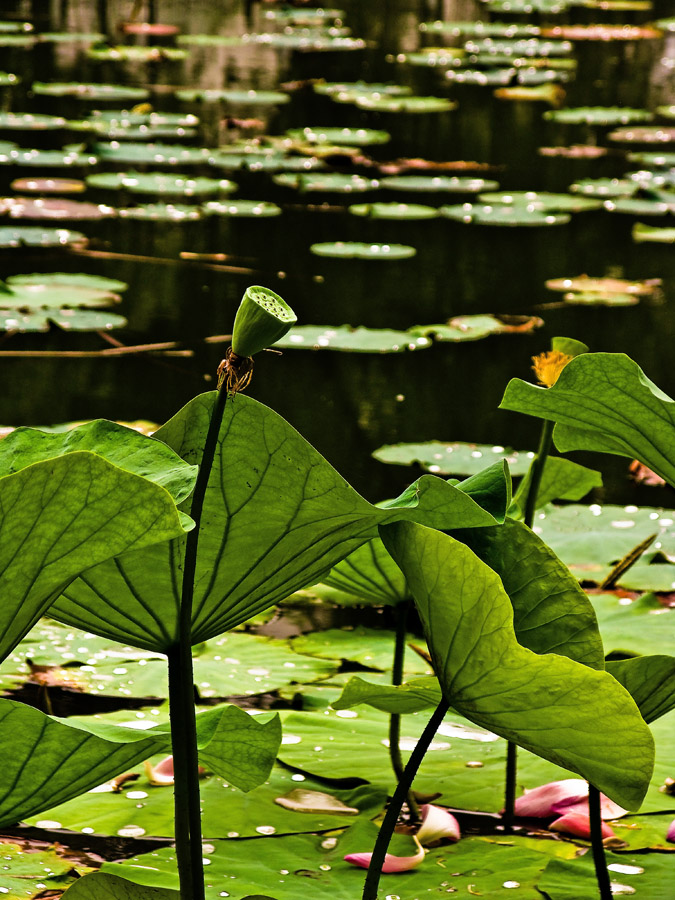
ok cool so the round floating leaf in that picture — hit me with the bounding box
[7,272,128,291]
[465,37,572,57]
[87,45,188,62]
[348,202,439,219]
[313,80,412,97]
[250,32,365,51]
[373,441,534,477]
[62,873,179,899]
[545,275,660,297]
[545,106,653,126]
[401,48,467,67]
[87,171,236,198]
[604,196,675,216]
[422,20,541,37]
[176,88,289,105]
[285,126,390,146]
[277,324,429,352]
[0,20,32,33]
[570,178,638,198]
[609,125,675,145]
[37,31,105,43]
[209,152,324,173]
[0,308,127,332]
[627,151,675,166]
[541,23,661,40]
[89,110,198,127]
[32,82,150,101]
[0,226,85,248]
[446,67,516,85]
[0,282,120,309]
[2,196,114,220]
[655,16,675,31]
[263,7,344,23]
[477,190,603,212]
[117,203,203,222]
[0,148,97,167]
[310,241,416,260]
[203,200,281,217]
[629,169,675,189]
[381,174,499,192]
[10,176,86,193]
[354,95,457,113]
[410,314,543,342]
[176,34,244,46]
[633,223,675,243]
[487,0,568,11]
[274,172,380,193]
[441,203,570,225]
[0,140,18,160]
[0,72,19,87]
[95,142,213,166]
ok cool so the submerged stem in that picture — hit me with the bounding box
[589,785,613,900]
[362,698,450,900]
[168,386,229,900]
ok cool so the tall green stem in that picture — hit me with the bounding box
[168,386,229,900]
[502,418,555,829]
[589,785,613,900]
[362,698,450,900]
[388,599,419,822]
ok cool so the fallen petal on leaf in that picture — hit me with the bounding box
[144,756,175,786]
[344,839,425,872]
[416,804,461,844]
[514,779,588,817]
[667,818,675,843]
[550,813,616,840]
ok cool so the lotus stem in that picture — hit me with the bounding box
[388,599,419,822]
[362,697,450,900]
[589,784,613,900]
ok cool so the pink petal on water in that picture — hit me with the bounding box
[514,779,588,817]
[416,804,460,844]
[344,842,425,873]
[550,813,615,840]
[554,795,628,821]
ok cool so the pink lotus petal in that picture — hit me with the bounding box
[514,779,588,817]
[550,813,615,840]
[144,755,174,786]
[554,796,628,821]
[344,841,425,873]
[667,818,675,843]
[416,804,460,844]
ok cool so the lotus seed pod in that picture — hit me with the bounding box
[231,285,296,358]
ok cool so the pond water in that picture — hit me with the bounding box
[1,0,674,506]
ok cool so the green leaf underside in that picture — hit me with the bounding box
[500,353,675,489]
[0,701,279,827]
[380,521,654,810]
[61,872,180,899]
[51,394,496,651]
[451,519,604,667]
[606,656,675,723]
[333,674,442,713]
[511,456,602,514]
[0,450,191,664]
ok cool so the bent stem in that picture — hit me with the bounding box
[362,697,450,900]
[169,385,229,900]
[589,784,613,900]
[388,599,419,822]
[503,418,555,829]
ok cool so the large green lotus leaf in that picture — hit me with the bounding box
[501,353,675,488]
[289,626,432,673]
[608,812,675,851]
[539,850,675,900]
[606,656,675,723]
[0,447,194,663]
[511,456,602,515]
[591,594,675,657]
[102,829,557,899]
[333,674,442,713]
[451,519,604,667]
[380,521,654,810]
[321,539,407,604]
[51,394,497,651]
[0,842,91,897]
[28,764,385,839]
[373,439,534,476]
[63,873,179,899]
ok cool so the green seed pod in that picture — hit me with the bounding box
[231,285,297,358]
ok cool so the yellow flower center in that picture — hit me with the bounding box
[531,350,573,387]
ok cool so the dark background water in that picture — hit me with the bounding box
[1,0,674,507]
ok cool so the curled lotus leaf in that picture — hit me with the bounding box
[203,200,281,217]
[313,80,412,97]
[465,37,572,57]
[545,107,653,126]
[8,272,127,291]
[310,241,416,260]
[95,142,213,165]
[277,325,430,352]
[285,126,390,146]
[2,196,115,220]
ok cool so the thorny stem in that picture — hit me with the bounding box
[388,599,419,822]
[589,785,613,900]
[362,698,451,900]
[502,418,555,829]
[168,385,229,900]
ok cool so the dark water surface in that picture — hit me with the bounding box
[1,0,674,505]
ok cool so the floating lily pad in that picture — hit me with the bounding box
[0,226,85,248]
[37,31,105,43]
[629,169,675,189]
[0,842,88,896]
[272,172,379,193]
[570,178,638,198]
[203,200,282,217]
[89,110,198,128]
[410,314,543,342]
[465,37,572,57]
[655,16,675,32]
[627,151,675,167]
[0,140,18,160]
[545,275,660,297]
[633,223,675,243]
[121,22,180,36]
[276,325,430,352]
[421,20,541,37]
[539,144,609,158]
[400,48,467,67]
[313,80,412,98]
[545,106,653,126]
[1,196,114,220]
[380,175,500,192]
[609,125,675,145]
[117,203,203,222]
[0,280,124,332]
[176,88,289,105]
[310,241,416,260]
[8,272,128,292]
[209,152,324,173]
[486,0,569,11]
[604,196,675,215]
[176,34,245,47]
[446,67,516,85]
[86,171,236,198]
[477,190,603,212]
[95,142,213,165]
[0,148,97,168]
[263,7,344,23]
[251,32,365,51]
[10,176,85,194]
[354,95,457,113]
[373,441,534,476]
[0,112,68,130]
[87,45,188,62]
[285,126,390,146]
[291,627,432,672]
[0,72,19,86]
[348,202,439,220]
[440,203,570,226]
[0,34,35,47]
[0,20,32,33]
[541,23,662,40]
[494,83,567,103]
[32,82,151,101]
